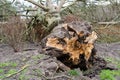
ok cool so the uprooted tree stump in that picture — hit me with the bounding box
[41,21,100,70]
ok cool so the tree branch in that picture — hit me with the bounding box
[0,0,15,7]
[24,0,49,12]
[61,0,77,12]
[17,9,37,13]
[57,0,66,12]
[46,0,52,8]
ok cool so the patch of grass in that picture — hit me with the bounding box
[0,61,18,79]
[0,62,10,67]
[0,75,5,79]
[68,70,80,76]
[19,69,29,80]
[105,57,120,68]
[7,69,17,74]
[6,69,17,76]
[0,64,29,79]
[100,57,120,80]
[32,54,46,60]
[0,62,18,68]
[0,69,17,79]
[100,70,120,80]
[0,69,4,73]
[93,24,120,43]
[11,62,18,67]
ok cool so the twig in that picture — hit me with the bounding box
[3,64,29,79]
[103,14,120,29]
[57,0,66,12]
[98,21,120,25]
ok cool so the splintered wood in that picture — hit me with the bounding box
[45,21,97,69]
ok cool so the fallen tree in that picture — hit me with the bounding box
[24,0,81,42]
[41,21,98,70]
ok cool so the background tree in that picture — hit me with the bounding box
[0,0,16,22]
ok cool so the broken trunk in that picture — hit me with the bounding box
[42,21,98,70]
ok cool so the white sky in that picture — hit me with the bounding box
[8,0,35,7]
[18,0,35,6]
[9,0,120,6]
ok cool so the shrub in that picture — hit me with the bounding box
[0,16,26,52]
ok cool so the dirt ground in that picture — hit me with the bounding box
[0,42,120,80]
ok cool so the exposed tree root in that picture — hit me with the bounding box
[43,21,98,70]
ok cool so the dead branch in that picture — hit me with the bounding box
[3,64,29,79]
[61,0,77,12]
[57,0,66,12]
[46,0,53,10]
[24,0,49,11]
[17,8,38,12]
[98,21,120,25]
[18,14,35,17]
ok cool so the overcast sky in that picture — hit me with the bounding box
[9,0,120,6]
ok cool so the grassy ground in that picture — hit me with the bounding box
[100,57,120,80]
[93,24,120,43]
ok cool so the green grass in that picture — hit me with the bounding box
[32,54,45,60]
[6,69,17,77]
[68,70,80,76]
[105,57,120,68]
[7,69,17,74]
[0,69,17,79]
[0,61,18,79]
[0,62,18,68]
[0,62,10,67]
[100,70,120,80]
[0,69,4,73]
[19,68,29,80]
[100,57,120,80]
